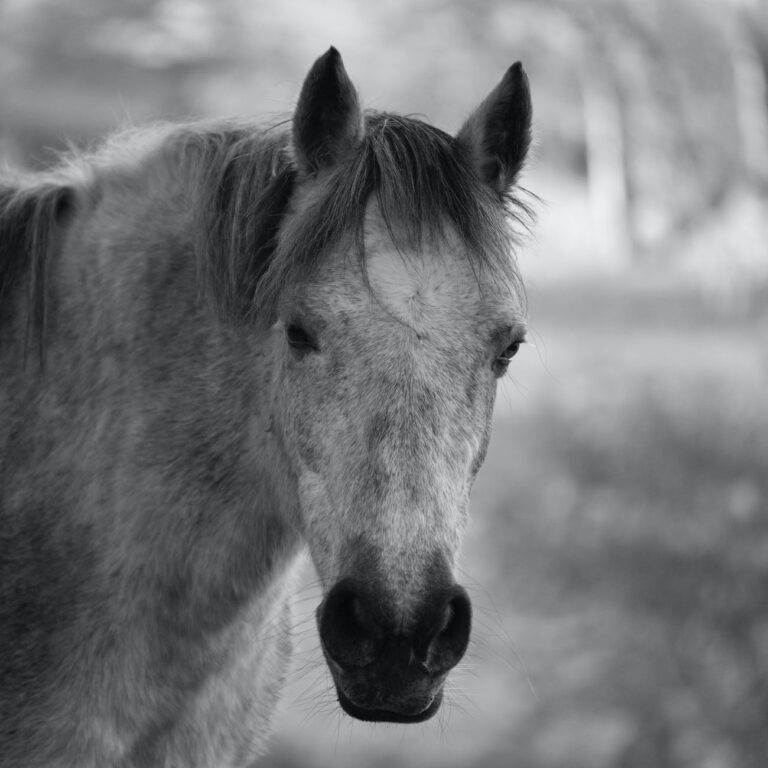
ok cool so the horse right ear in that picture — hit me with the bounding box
[292,47,362,175]
[457,62,532,195]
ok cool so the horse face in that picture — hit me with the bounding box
[271,208,525,722]
[261,44,531,725]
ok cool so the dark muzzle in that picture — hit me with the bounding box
[317,573,471,723]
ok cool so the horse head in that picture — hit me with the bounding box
[268,48,532,722]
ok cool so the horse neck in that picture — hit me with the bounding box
[24,162,304,630]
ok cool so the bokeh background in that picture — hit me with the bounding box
[3,1,767,766]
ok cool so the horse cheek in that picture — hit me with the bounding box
[296,469,339,584]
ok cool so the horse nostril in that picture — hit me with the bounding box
[349,594,367,628]
[420,587,472,674]
[318,581,381,667]
[333,591,367,637]
[440,592,471,648]
[438,600,454,634]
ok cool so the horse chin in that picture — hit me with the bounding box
[335,686,444,724]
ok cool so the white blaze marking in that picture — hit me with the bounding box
[364,220,479,333]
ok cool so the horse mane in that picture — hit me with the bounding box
[0,111,531,356]
[0,176,75,363]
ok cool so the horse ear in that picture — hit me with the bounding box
[293,46,362,175]
[457,62,532,194]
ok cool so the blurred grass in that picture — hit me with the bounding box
[265,273,768,768]
[481,383,768,767]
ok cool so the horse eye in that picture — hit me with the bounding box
[501,341,521,360]
[286,323,318,352]
[493,340,523,375]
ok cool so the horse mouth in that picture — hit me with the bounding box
[335,686,443,724]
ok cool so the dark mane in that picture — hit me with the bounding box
[0,176,74,362]
[195,111,530,325]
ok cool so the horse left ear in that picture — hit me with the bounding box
[293,47,362,175]
[457,62,532,194]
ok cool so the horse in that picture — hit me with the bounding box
[0,47,532,767]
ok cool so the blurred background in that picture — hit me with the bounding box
[3,0,767,766]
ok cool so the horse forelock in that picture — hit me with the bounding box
[184,112,531,326]
[253,111,531,322]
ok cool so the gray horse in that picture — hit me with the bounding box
[0,48,532,767]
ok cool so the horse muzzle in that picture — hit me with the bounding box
[316,576,471,723]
